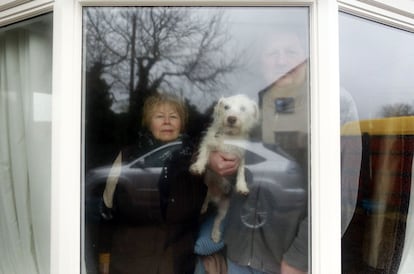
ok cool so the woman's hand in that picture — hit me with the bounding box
[208,151,240,177]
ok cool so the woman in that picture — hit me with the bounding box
[100,93,188,217]
[98,93,206,274]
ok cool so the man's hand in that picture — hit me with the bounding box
[208,151,240,176]
[281,260,307,274]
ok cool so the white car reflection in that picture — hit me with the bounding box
[85,141,306,225]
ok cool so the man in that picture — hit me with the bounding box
[198,27,310,274]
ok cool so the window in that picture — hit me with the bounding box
[339,12,414,274]
[0,13,53,274]
[4,1,412,274]
[82,6,310,274]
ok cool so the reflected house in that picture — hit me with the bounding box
[257,60,309,163]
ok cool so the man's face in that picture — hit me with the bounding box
[261,31,307,88]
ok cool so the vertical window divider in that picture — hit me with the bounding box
[310,0,342,273]
[50,1,83,274]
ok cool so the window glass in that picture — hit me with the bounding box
[142,142,183,167]
[82,7,310,274]
[0,13,53,274]
[339,12,414,274]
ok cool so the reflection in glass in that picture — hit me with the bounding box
[82,7,309,274]
[339,12,414,274]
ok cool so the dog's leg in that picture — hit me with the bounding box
[200,190,211,214]
[211,197,229,243]
[235,158,249,195]
[189,138,211,175]
[219,177,232,194]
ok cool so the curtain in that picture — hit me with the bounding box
[399,159,414,273]
[0,14,52,274]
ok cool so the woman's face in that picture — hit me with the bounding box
[149,103,182,142]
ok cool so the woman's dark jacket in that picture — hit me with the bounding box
[101,132,206,274]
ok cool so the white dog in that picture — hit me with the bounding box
[190,94,259,242]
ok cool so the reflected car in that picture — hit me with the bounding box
[236,142,307,228]
[84,141,184,223]
[84,141,307,225]
[222,142,307,271]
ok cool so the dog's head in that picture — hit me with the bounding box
[213,94,259,136]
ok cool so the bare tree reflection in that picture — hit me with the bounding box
[84,7,241,168]
[85,7,239,116]
[379,102,414,117]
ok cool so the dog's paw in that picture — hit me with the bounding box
[236,182,249,195]
[211,229,222,243]
[189,162,205,175]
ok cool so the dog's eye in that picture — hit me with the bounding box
[224,105,230,110]
[240,106,246,112]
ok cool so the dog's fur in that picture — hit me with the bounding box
[190,94,259,242]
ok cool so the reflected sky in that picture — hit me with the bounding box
[84,7,414,118]
[84,7,309,113]
[217,7,309,97]
[339,13,414,120]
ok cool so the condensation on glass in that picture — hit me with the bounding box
[339,12,414,274]
[82,7,310,274]
[0,13,53,274]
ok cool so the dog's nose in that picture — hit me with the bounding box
[227,116,237,125]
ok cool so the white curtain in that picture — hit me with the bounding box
[0,14,52,274]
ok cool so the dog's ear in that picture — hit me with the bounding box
[213,97,225,117]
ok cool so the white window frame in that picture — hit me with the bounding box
[1,0,413,273]
[0,0,52,24]
[0,0,32,12]
[53,1,343,274]
[338,0,414,30]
